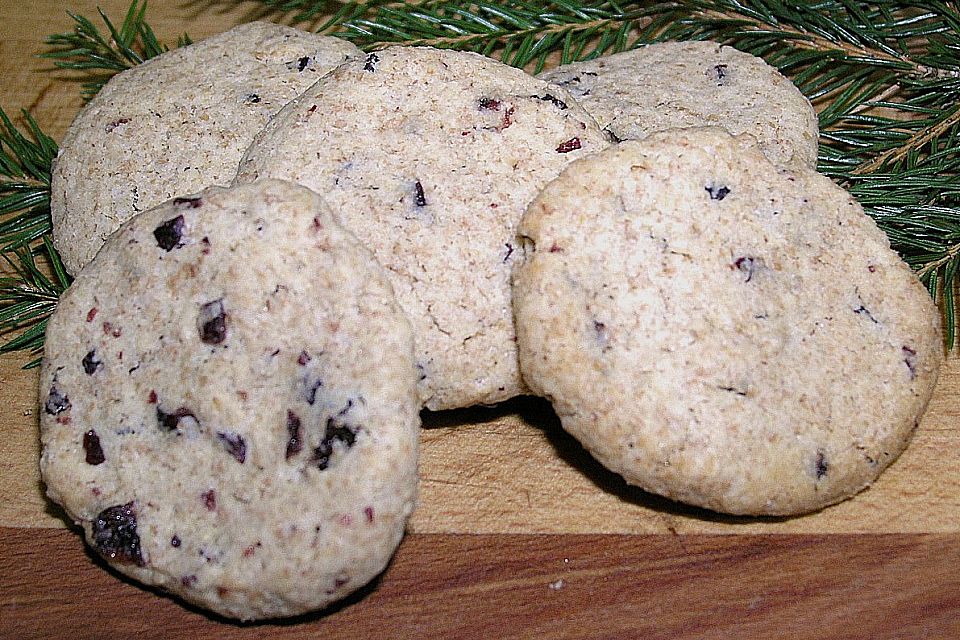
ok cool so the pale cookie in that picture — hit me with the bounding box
[512,128,941,516]
[51,22,360,274]
[40,180,419,620]
[237,46,609,410]
[539,42,819,168]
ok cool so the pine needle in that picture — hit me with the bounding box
[40,0,191,101]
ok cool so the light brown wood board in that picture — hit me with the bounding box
[1,1,958,637]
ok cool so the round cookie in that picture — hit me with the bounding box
[538,41,819,168]
[236,46,609,411]
[51,21,360,275]
[39,180,419,620]
[512,128,941,516]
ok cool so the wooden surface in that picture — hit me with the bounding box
[1,1,959,637]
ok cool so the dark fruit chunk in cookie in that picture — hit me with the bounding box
[156,406,199,433]
[556,137,581,153]
[216,431,247,463]
[285,410,303,460]
[705,185,731,201]
[363,53,379,72]
[44,384,71,415]
[153,215,185,251]
[312,418,358,470]
[92,502,144,566]
[83,429,105,465]
[198,299,227,344]
[82,349,102,375]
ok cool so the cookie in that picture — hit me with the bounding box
[539,42,819,168]
[512,128,941,516]
[39,180,419,620]
[236,46,609,410]
[51,21,360,275]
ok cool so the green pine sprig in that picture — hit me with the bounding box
[0,237,70,367]
[0,108,58,252]
[41,0,191,101]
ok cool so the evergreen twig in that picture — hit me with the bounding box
[3,0,960,361]
[40,0,191,101]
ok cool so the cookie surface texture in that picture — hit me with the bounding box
[39,180,419,620]
[237,46,608,410]
[512,129,941,516]
[51,22,360,274]
[539,41,819,168]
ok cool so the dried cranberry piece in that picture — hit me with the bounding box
[216,431,247,463]
[313,417,358,470]
[414,180,427,207]
[244,93,261,103]
[534,94,568,110]
[814,451,829,480]
[285,410,303,460]
[82,349,102,375]
[478,97,502,111]
[556,137,581,153]
[198,299,227,344]
[202,489,216,511]
[153,215,185,251]
[711,63,729,85]
[104,118,130,133]
[732,256,757,282]
[83,430,105,465]
[297,56,311,71]
[902,345,918,379]
[363,53,379,72]
[156,406,198,432]
[171,535,181,548]
[44,384,71,416]
[706,185,731,201]
[297,350,311,366]
[92,502,144,566]
[173,197,203,209]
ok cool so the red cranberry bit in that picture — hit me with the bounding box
[711,63,729,85]
[153,215,185,251]
[101,321,122,338]
[478,97,502,111]
[171,535,182,548]
[92,502,144,566]
[82,349,102,375]
[363,53,379,72]
[286,410,303,460]
[556,137,581,153]
[414,180,427,207]
[217,587,230,597]
[814,451,828,480]
[173,197,203,209]
[198,299,227,344]
[156,406,198,432]
[44,384,71,415]
[364,506,375,523]
[549,243,563,253]
[148,390,158,404]
[732,256,757,282]
[181,575,198,588]
[297,350,311,366]
[217,431,247,463]
[868,264,877,273]
[902,345,918,379]
[83,430,105,465]
[86,307,98,322]
[312,417,358,470]
[202,489,217,511]
[104,118,130,133]
[534,93,568,110]
[706,185,731,200]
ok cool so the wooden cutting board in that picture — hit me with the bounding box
[2,2,959,637]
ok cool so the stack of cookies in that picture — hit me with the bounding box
[38,23,943,620]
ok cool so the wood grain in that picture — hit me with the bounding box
[2,0,960,635]
[3,528,960,639]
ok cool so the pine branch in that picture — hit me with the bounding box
[0,238,70,368]
[40,0,191,101]
[0,108,57,252]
